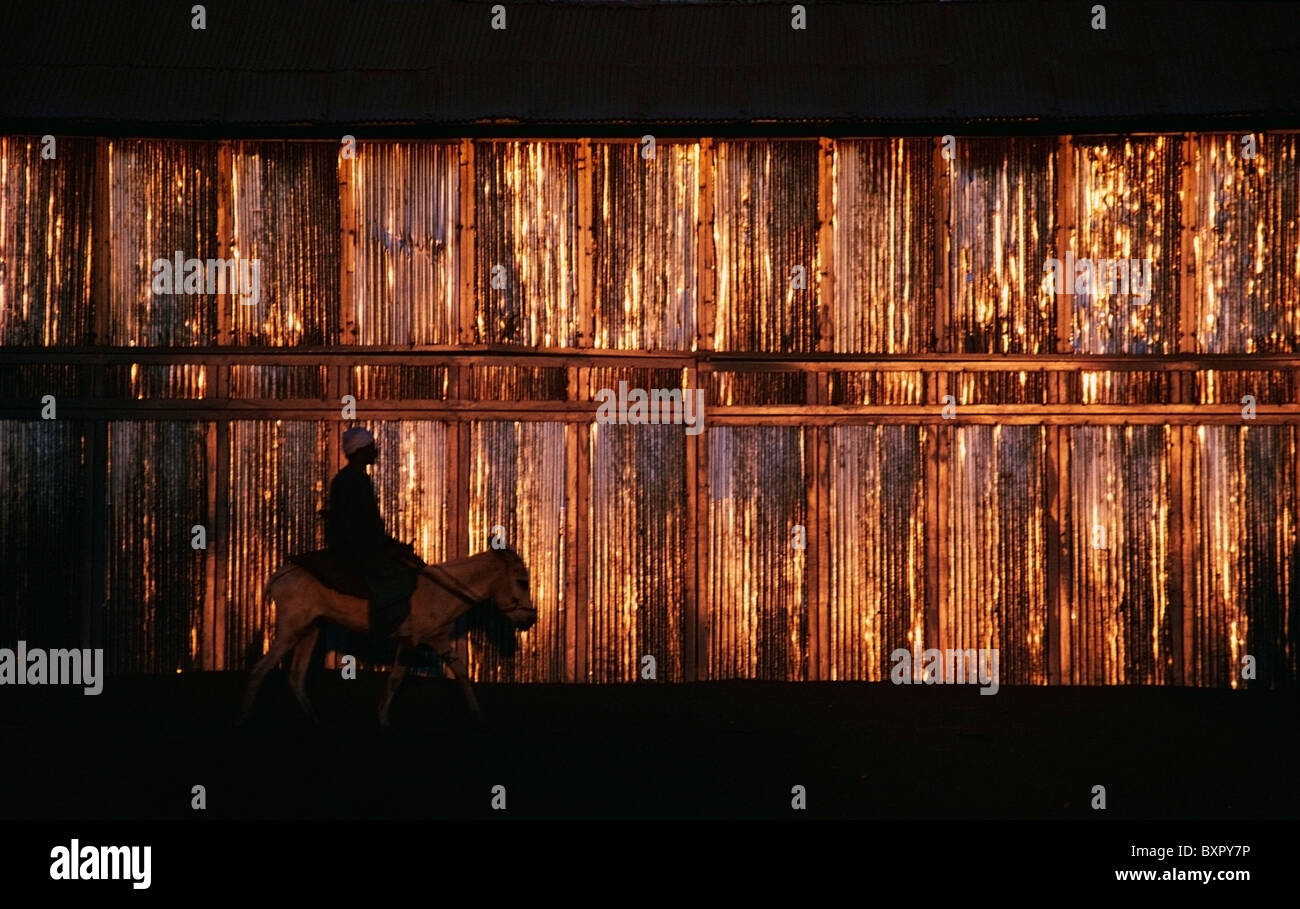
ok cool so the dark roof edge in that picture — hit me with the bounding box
[6,115,1300,141]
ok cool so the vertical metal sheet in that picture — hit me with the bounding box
[105,363,207,399]
[350,142,460,345]
[350,365,449,400]
[0,420,89,645]
[468,421,565,681]
[1067,425,1173,684]
[592,141,698,350]
[829,371,925,405]
[230,142,340,345]
[588,422,687,681]
[706,426,807,679]
[475,142,579,346]
[107,140,220,345]
[105,421,208,673]
[0,136,95,345]
[828,425,927,680]
[228,365,326,399]
[225,421,329,668]
[947,425,1047,684]
[714,141,819,352]
[1071,136,1181,354]
[833,139,933,353]
[1188,425,1297,687]
[361,421,448,568]
[1190,134,1300,353]
[950,138,1055,353]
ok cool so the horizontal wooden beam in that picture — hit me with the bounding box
[4,347,1300,373]
[6,400,1296,424]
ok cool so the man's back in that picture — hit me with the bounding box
[326,462,386,555]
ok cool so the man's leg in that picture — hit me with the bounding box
[361,556,416,639]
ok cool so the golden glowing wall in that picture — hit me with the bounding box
[1,135,1297,686]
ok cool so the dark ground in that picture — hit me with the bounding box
[1,672,1296,820]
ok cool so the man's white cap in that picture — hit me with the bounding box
[342,427,375,456]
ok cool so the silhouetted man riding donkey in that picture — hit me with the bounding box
[323,427,420,641]
[243,426,537,726]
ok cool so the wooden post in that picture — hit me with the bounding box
[929,135,953,658]
[1047,135,1075,685]
[86,138,112,651]
[689,138,716,681]
[1173,134,1200,686]
[568,138,595,681]
[338,138,357,344]
[806,137,836,680]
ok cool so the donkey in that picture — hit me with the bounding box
[241,547,536,726]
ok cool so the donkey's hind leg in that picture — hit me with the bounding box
[241,624,305,720]
[288,623,323,723]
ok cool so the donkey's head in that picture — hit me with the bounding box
[487,547,537,631]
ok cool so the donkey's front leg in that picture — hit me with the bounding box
[378,639,410,728]
[440,649,484,722]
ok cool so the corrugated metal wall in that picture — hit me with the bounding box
[1187,425,1297,687]
[1189,134,1300,354]
[107,140,220,346]
[475,142,579,346]
[1071,136,1181,355]
[948,425,1049,685]
[588,422,687,682]
[833,139,933,353]
[0,137,95,345]
[2,135,1298,687]
[714,141,819,352]
[828,425,928,680]
[230,142,340,345]
[349,142,460,345]
[948,137,1056,354]
[224,421,329,669]
[1066,426,1173,684]
[592,141,698,351]
[468,421,566,681]
[105,421,208,673]
[706,426,808,679]
[0,420,89,644]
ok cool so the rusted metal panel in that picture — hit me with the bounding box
[705,426,808,679]
[1070,136,1182,355]
[106,140,220,346]
[949,138,1056,354]
[1188,135,1300,353]
[946,425,1048,685]
[228,365,327,399]
[827,425,927,680]
[591,141,699,351]
[833,139,934,353]
[229,141,340,345]
[104,363,208,399]
[104,421,208,673]
[224,420,329,669]
[350,365,449,400]
[587,422,687,682]
[828,371,926,406]
[0,420,90,646]
[0,136,95,345]
[714,141,819,353]
[1066,425,1174,684]
[475,142,579,347]
[1187,425,1297,687]
[349,142,460,345]
[467,421,566,681]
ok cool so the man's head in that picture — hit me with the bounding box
[341,427,377,466]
